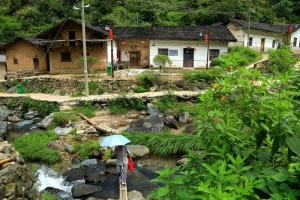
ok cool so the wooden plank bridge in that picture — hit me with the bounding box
[119,177,128,200]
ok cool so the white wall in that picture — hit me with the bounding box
[149,40,228,68]
[290,28,300,51]
[107,40,118,66]
[243,30,280,52]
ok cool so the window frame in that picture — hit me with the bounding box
[158,48,169,56]
[209,49,220,61]
[61,52,71,62]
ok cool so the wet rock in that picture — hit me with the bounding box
[24,111,39,120]
[39,113,54,129]
[125,114,165,133]
[177,158,188,166]
[146,103,163,117]
[48,141,64,151]
[0,105,9,121]
[183,124,197,134]
[128,145,149,159]
[178,112,189,123]
[54,126,73,136]
[0,121,8,140]
[128,190,145,200]
[164,115,178,129]
[72,184,101,199]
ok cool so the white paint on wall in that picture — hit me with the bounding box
[149,39,228,68]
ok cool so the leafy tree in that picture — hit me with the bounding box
[76,56,98,73]
[153,54,172,73]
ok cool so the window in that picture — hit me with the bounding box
[272,40,276,48]
[158,48,168,56]
[69,31,76,47]
[293,37,297,47]
[61,52,71,62]
[13,58,18,64]
[249,37,253,46]
[209,49,220,60]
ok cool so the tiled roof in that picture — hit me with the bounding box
[0,36,47,49]
[223,19,300,33]
[35,18,108,38]
[0,54,5,62]
[113,25,237,41]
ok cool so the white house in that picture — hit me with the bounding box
[113,25,236,69]
[223,19,300,52]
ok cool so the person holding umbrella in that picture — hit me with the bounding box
[99,135,132,186]
[113,145,131,186]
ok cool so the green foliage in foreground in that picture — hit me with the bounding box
[122,132,203,157]
[41,191,61,200]
[52,112,77,127]
[20,97,59,116]
[183,67,224,83]
[13,130,61,164]
[211,46,262,69]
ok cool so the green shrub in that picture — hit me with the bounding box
[20,97,59,116]
[71,90,83,97]
[154,92,177,112]
[183,67,223,82]
[267,46,296,73]
[52,112,77,127]
[6,98,16,108]
[153,54,172,72]
[135,85,148,93]
[108,97,146,114]
[12,130,61,164]
[73,102,97,118]
[136,70,158,89]
[41,191,60,200]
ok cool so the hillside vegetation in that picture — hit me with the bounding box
[0,0,300,46]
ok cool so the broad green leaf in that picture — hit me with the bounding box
[257,151,271,162]
[271,169,289,182]
[173,175,185,185]
[255,130,267,150]
[271,137,280,155]
[286,135,300,156]
[157,187,169,197]
[208,111,215,117]
[259,122,269,132]
[202,163,218,177]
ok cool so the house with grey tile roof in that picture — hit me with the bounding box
[114,25,236,68]
[1,18,237,75]
[223,19,300,52]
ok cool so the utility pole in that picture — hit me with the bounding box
[81,0,89,96]
[247,8,255,47]
[205,29,210,70]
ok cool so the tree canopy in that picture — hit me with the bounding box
[0,0,300,45]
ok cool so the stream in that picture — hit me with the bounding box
[7,119,181,199]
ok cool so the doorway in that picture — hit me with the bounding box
[33,58,39,71]
[183,48,194,67]
[261,38,265,52]
[130,52,139,67]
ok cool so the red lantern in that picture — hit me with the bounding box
[205,34,209,42]
[289,26,293,33]
[109,29,113,40]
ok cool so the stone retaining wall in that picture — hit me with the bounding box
[0,141,41,200]
[0,76,211,95]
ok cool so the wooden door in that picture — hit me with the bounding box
[33,58,39,71]
[130,52,139,67]
[183,48,194,67]
[261,38,265,52]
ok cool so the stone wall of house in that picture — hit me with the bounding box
[0,141,41,200]
[0,76,211,95]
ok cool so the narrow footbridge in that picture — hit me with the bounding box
[119,177,128,200]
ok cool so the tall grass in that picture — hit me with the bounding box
[13,130,61,163]
[122,132,203,157]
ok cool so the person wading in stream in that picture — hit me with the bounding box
[113,145,131,186]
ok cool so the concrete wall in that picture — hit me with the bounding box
[290,28,300,52]
[149,39,229,68]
